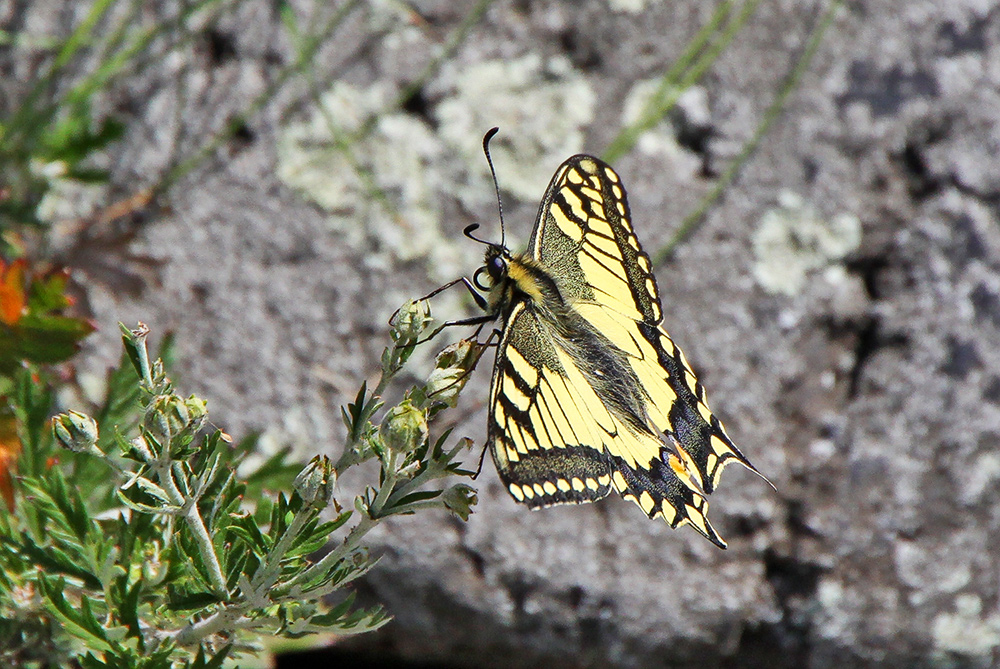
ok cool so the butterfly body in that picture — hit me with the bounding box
[478,154,764,548]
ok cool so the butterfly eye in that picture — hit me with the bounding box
[488,255,506,281]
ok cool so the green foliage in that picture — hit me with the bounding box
[0,309,480,667]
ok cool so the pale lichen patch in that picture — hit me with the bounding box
[276,81,461,278]
[608,0,657,13]
[931,594,1000,661]
[621,78,683,158]
[435,54,596,204]
[958,451,1000,506]
[752,191,862,296]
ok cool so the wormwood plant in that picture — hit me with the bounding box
[0,302,480,668]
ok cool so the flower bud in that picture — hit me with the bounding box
[183,396,208,435]
[52,410,99,453]
[293,455,337,509]
[380,400,427,455]
[390,300,433,345]
[143,395,197,445]
[425,339,481,407]
[442,483,478,521]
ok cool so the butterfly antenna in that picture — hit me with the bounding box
[482,126,506,248]
[463,223,490,245]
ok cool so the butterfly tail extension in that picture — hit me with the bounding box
[553,332,728,546]
[628,321,764,495]
[607,449,727,549]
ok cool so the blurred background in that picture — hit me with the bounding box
[2,1,998,667]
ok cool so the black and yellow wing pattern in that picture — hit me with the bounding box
[480,154,766,548]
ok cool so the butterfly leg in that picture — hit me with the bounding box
[471,438,490,479]
[412,274,500,345]
[419,276,490,311]
[389,276,491,325]
[412,312,496,347]
[438,326,501,481]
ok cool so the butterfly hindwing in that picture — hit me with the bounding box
[634,320,757,494]
[488,302,614,507]
[488,288,725,545]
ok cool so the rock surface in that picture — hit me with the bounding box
[9,1,1000,667]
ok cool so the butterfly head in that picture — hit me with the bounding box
[483,244,510,286]
[470,243,525,317]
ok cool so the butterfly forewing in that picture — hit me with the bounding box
[529,156,662,325]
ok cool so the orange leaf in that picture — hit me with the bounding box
[0,259,26,326]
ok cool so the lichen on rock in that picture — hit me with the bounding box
[434,53,596,204]
[751,191,862,296]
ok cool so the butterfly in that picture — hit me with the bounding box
[454,130,768,548]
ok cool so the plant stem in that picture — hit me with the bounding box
[287,512,377,593]
[383,465,439,510]
[367,465,398,519]
[153,459,229,600]
[380,500,448,516]
[183,502,229,599]
[249,506,314,593]
[172,604,244,647]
